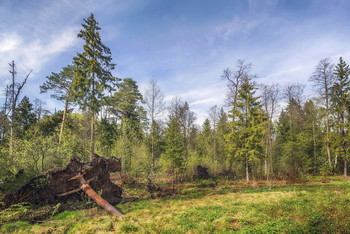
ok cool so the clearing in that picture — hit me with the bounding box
[1,176,349,233]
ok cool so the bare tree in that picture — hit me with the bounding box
[33,98,50,120]
[208,105,219,131]
[284,83,305,132]
[144,79,166,170]
[144,79,166,122]
[260,83,281,179]
[309,58,335,167]
[8,61,32,157]
[284,83,305,106]
[0,86,10,141]
[222,60,255,121]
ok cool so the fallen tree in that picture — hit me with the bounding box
[4,154,123,217]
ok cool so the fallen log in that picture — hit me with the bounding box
[4,154,123,211]
[69,173,123,217]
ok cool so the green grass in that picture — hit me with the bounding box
[1,176,350,233]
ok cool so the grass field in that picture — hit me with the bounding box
[1,176,350,233]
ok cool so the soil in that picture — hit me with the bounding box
[4,154,123,206]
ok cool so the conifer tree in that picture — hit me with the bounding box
[14,96,37,136]
[40,65,75,145]
[275,85,306,176]
[72,13,116,159]
[225,79,266,181]
[216,108,229,174]
[331,57,350,176]
[113,78,144,123]
[112,78,145,172]
[303,100,323,174]
[197,119,212,166]
[162,117,185,179]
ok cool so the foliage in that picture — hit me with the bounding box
[161,117,186,176]
[1,13,350,192]
[72,13,116,113]
[40,65,75,102]
[225,78,266,180]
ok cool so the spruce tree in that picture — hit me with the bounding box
[14,96,37,136]
[216,108,229,174]
[225,79,266,181]
[162,117,185,179]
[331,57,350,176]
[73,13,116,159]
[197,119,212,166]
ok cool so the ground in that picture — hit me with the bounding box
[1,176,350,233]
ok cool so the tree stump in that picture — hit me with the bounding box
[196,165,210,179]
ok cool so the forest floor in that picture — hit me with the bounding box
[1,176,350,233]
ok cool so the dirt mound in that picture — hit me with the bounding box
[4,154,122,206]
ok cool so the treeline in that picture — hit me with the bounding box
[0,14,349,182]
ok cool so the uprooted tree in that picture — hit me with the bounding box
[4,154,123,217]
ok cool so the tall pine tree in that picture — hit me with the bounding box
[331,57,350,176]
[73,13,116,159]
[225,79,266,181]
[41,65,75,146]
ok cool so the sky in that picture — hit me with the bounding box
[1,0,350,124]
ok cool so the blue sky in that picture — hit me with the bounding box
[1,0,350,123]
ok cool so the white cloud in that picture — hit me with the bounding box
[1,0,350,126]
[0,33,22,53]
[0,27,78,79]
[214,17,261,41]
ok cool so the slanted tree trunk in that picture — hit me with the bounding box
[58,92,71,147]
[70,173,123,217]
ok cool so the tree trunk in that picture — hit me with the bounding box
[10,61,15,159]
[325,108,332,167]
[344,160,348,177]
[269,135,274,177]
[264,135,268,178]
[312,120,317,174]
[151,121,155,171]
[245,157,249,182]
[58,93,70,147]
[74,174,123,217]
[90,71,96,160]
[90,111,95,160]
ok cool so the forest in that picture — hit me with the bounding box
[1,14,349,184]
[1,12,350,233]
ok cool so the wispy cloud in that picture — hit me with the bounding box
[0,27,78,79]
[1,0,350,124]
[212,17,261,42]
